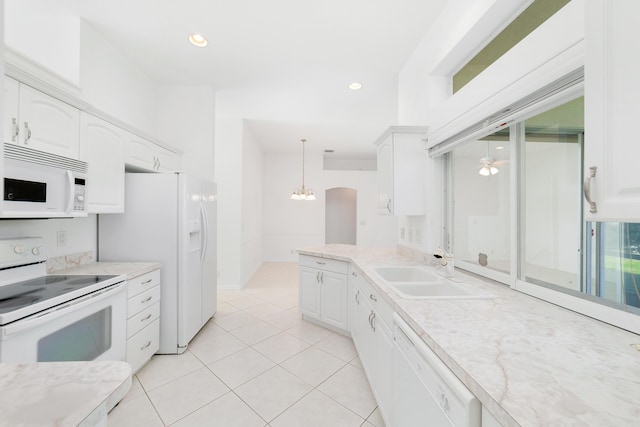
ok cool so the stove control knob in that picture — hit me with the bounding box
[32,247,41,255]
[14,244,24,254]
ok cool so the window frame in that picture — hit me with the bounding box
[443,90,640,335]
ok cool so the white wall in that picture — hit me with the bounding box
[214,116,243,288]
[156,86,215,181]
[4,12,81,84]
[79,21,158,135]
[241,125,263,284]
[262,151,397,262]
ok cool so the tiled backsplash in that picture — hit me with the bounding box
[47,251,94,273]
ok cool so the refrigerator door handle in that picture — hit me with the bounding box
[200,201,209,265]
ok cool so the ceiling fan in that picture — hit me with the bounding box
[477,142,507,176]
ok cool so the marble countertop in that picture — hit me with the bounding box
[0,361,131,427]
[298,244,640,427]
[58,262,161,280]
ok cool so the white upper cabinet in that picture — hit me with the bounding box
[375,126,428,216]
[80,113,125,213]
[3,78,81,159]
[584,0,640,221]
[126,132,178,172]
[3,77,20,144]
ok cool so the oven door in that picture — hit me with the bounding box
[0,282,126,363]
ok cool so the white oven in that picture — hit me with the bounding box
[0,237,126,363]
[0,281,126,363]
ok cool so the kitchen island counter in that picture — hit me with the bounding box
[0,360,131,427]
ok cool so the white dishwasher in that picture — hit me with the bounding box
[393,314,481,427]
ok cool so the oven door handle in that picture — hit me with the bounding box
[1,281,126,336]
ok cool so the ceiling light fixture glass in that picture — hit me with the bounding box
[478,142,500,176]
[291,139,315,201]
[348,82,363,90]
[188,33,208,47]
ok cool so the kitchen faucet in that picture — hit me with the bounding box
[433,247,455,278]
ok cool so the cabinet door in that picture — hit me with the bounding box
[319,271,348,330]
[377,137,393,215]
[356,295,376,376]
[126,133,156,171]
[299,267,321,319]
[18,84,80,159]
[3,77,20,144]
[156,146,178,172]
[584,0,640,221]
[80,113,125,213]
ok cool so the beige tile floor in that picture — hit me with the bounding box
[108,262,385,427]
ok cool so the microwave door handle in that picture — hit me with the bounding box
[200,202,208,264]
[65,170,74,214]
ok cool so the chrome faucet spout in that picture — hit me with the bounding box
[433,248,455,278]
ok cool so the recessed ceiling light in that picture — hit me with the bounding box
[188,33,208,47]
[348,82,362,90]
[495,146,504,150]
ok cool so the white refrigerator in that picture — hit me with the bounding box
[98,172,217,354]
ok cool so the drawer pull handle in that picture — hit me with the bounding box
[369,294,378,302]
[142,279,153,285]
[141,296,153,303]
[140,341,152,351]
[316,261,326,265]
[141,314,152,322]
[355,290,360,304]
[351,271,357,277]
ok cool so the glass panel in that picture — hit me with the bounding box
[587,222,640,311]
[522,97,583,290]
[37,307,112,361]
[453,0,571,93]
[452,130,510,274]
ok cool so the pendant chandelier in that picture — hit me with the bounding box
[291,139,315,200]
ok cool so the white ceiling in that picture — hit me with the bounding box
[5,0,447,155]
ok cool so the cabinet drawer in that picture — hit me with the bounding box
[359,277,394,329]
[299,254,348,274]
[127,302,160,338]
[127,269,160,298]
[126,319,159,373]
[127,285,160,316]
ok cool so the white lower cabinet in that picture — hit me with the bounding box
[298,255,348,331]
[349,266,394,425]
[302,257,492,426]
[126,269,161,373]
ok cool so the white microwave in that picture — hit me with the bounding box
[1,143,88,218]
